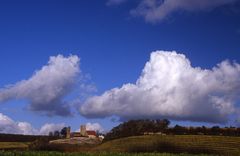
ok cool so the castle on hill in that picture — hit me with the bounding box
[66,125,97,139]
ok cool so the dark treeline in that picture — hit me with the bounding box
[104,119,170,141]
[104,119,240,141]
[0,133,59,142]
[168,125,240,136]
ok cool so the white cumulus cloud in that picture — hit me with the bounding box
[0,113,64,135]
[86,122,104,132]
[80,50,240,124]
[39,123,66,135]
[17,122,39,135]
[0,55,80,116]
[0,113,26,134]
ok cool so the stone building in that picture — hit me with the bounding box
[66,127,71,139]
[66,124,97,138]
[80,125,87,136]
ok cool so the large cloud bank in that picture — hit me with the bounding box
[107,0,238,23]
[0,55,80,116]
[0,113,65,135]
[39,123,66,135]
[80,51,240,123]
[0,113,105,135]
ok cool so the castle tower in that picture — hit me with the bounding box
[80,125,87,136]
[66,127,71,139]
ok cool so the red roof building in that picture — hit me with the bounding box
[86,130,96,136]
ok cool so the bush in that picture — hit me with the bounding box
[29,137,51,151]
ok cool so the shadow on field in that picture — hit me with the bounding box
[128,141,218,155]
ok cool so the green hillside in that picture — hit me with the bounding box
[94,135,240,155]
[1,135,240,155]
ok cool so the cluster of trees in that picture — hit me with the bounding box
[104,119,240,141]
[104,119,170,141]
[169,125,240,136]
[48,127,68,137]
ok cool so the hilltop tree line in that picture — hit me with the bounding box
[104,119,170,141]
[104,119,240,141]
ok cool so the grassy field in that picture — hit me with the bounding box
[0,142,29,150]
[0,135,239,155]
[0,151,217,156]
[94,135,240,155]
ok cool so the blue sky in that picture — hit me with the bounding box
[0,0,240,134]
